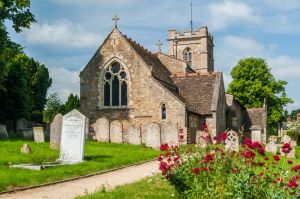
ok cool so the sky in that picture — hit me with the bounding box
[7,0,300,112]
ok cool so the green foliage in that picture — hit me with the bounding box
[287,122,300,144]
[64,93,80,114]
[43,93,64,122]
[227,57,293,134]
[290,109,300,121]
[0,140,160,192]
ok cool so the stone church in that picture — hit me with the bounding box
[80,18,266,144]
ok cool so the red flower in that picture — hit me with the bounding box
[281,143,292,154]
[203,154,214,164]
[292,164,300,172]
[241,150,256,159]
[264,157,269,161]
[288,160,293,165]
[160,143,169,151]
[201,123,208,131]
[193,168,200,174]
[220,132,227,142]
[244,138,253,148]
[287,179,299,188]
[273,155,280,161]
[213,136,217,141]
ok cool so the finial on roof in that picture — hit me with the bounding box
[156,40,163,53]
[112,15,120,29]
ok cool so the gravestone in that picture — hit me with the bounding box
[110,120,123,143]
[21,144,31,154]
[16,118,27,131]
[50,114,63,149]
[4,120,13,133]
[0,124,9,139]
[33,127,45,143]
[141,125,148,144]
[178,127,187,145]
[162,122,178,146]
[225,130,239,152]
[281,135,291,143]
[94,117,110,142]
[286,140,297,158]
[266,141,277,154]
[269,136,278,143]
[22,130,34,139]
[121,120,131,143]
[59,109,86,163]
[85,118,89,140]
[251,129,261,143]
[196,130,210,148]
[128,125,141,145]
[145,123,161,149]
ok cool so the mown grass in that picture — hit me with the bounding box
[77,175,178,199]
[0,140,160,192]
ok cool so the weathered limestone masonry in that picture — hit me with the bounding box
[167,27,214,72]
[80,28,186,128]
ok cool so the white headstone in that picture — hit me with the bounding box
[50,114,63,149]
[128,125,141,145]
[145,123,161,149]
[59,109,86,163]
[0,124,9,139]
[162,122,178,146]
[16,118,27,131]
[196,130,210,148]
[94,118,110,142]
[33,127,45,143]
[251,129,261,143]
[286,140,297,158]
[281,135,291,143]
[225,130,239,152]
[266,141,277,154]
[110,120,123,143]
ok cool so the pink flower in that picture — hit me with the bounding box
[201,123,208,131]
[203,154,214,164]
[292,164,300,172]
[241,150,256,159]
[160,143,169,151]
[281,143,292,154]
[273,155,280,161]
[287,179,299,188]
[220,132,227,142]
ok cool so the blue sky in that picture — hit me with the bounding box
[7,0,300,111]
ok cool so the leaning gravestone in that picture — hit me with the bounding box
[225,130,239,152]
[145,123,161,149]
[16,118,27,131]
[94,117,110,142]
[59,109,86,163]
[0,124,9,139]
[110,120,123,143]
[50,114,63,149]
[128,125,141,145]
[33,127,45,143]
[162,122,178,146]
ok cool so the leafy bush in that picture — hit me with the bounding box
[158,139,300,198]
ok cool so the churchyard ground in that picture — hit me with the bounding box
[0,140,159,192]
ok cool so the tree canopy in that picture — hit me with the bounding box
[227,57,293,134]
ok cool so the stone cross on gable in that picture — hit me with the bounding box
[156,40,163,52]
[112,15,120,28]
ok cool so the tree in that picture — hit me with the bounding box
[227,57,293,134]
[43,93,64,123]
[290,109,300,121]
[64,93,80,114]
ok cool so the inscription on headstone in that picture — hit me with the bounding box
[59,110,86,163]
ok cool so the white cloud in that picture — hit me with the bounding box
[207,1,260,30]
[24,20,101,48]
[48,67,80,102]
[51,0,136,6]
[268,55,300,79]
[266,0,300,11]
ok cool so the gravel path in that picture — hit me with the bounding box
[0,160,159,199]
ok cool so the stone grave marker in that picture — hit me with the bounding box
[128,125,141,145]
[59,109,86,163]
[0,124,9,139]
[286,140,297,158]
[50,114,63,149]
[281,135,291,143]
[178,127,187,145]
[269,136,278,143]
[85,118,89,140]
[110,120,123,143]
[16,118,27,131]
[21,144,31,154]
[196,130,210,148]
[162,122,178,146]
[251,129,261,143]
[141,125,147,144]
[94,117,110,142]
[266,141,277,154]
[145,123,161,149]
[225,130,239,152]
[33,127,45,143]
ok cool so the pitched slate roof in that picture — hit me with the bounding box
[121,32,218,116]
[244,108,267,130]
[172,73,218,115]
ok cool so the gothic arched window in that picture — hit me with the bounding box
[183,48,192,67]
[161,103,167,120]
[103,62,128,107]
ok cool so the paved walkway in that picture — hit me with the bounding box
[0,161,159,199]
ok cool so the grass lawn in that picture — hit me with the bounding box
[77,175,178,199]
[0,140,160,192]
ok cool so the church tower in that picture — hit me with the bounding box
[167,27,214,72]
